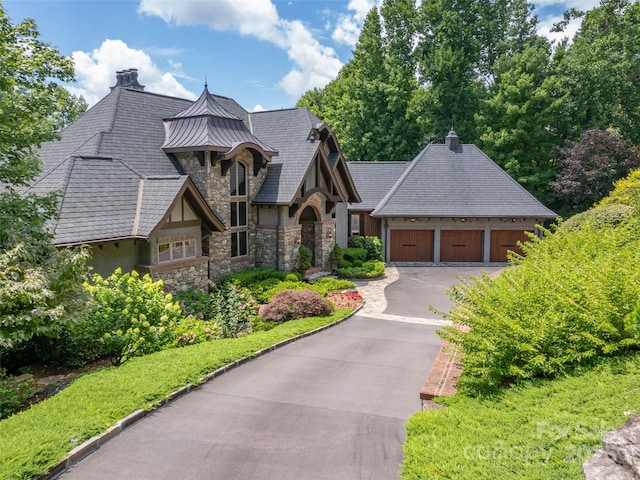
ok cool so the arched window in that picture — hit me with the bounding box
[230,160,248,257]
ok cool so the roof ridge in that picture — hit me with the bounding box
[372,144,430,214]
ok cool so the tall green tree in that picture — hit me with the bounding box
[476,39,568,205]
[555,0,640,143]
[0,7,89,347]
[298,5,423,161]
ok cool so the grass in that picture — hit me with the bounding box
[402,352,640,480]
[0,308,352,480]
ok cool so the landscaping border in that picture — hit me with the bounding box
[37,305,363,480]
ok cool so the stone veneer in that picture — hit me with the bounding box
[175,149,267,282]
[137,256,209,293]
[255,225,301,272]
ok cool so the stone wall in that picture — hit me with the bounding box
[175,149,268,282]
[255,224,301,272]
[137,256,209,293]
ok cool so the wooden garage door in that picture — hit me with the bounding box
[490,230,533,262]
[390,230,434,262]
[440,230,483,262]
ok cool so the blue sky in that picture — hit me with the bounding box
[5,0,602,112]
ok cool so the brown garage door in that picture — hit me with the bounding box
[390,230,434,262]
[490,230,533,262]
[440,230,483,262]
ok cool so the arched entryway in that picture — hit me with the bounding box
[299,206,317,267]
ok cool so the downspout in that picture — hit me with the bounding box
[275,207,281,271]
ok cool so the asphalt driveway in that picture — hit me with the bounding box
[57,266,494,480]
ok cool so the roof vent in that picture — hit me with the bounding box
[110,68,145,91]
[445,130,459,151]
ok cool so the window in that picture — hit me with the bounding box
[158,237,197,263]
[230,161,248,258]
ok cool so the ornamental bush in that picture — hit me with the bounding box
[220,268,286,288]
[73,269,182,366]
[342,247,367,263]
[337,260,385,279]
[440,220,640,395]
[363,236,383,261]
[258,290,333,323]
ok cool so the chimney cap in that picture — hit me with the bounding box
[110,68,145,91]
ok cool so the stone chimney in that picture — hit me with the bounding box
[110,68,145,91]
[445,130,459,152]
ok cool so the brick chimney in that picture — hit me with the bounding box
[110,68,145,91]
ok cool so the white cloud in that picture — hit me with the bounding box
[252,104,267,112]
[332,0,377,46]
[69,39,197,106]
[533,0,603,45]
[137,0,343,98]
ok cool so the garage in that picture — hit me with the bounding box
[390,229,434,262]
[440,230,483,262]
[490,230,533,262]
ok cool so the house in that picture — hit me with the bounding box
[27,69,360,292]
[348,131,557,263]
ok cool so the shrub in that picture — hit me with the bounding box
[328,243,344,262]
[348,235,365,248]
[559,204,634,232]
[212,283,257,338]
[75,269,182,366]
[297,244,312,272]
[342,247,367,263]
[174,288,216,320]
[338,259,352,269]
[0,369,34,420]
[258,290,333,323]
[220,268,286,288]
[363,236,383,261]
[285,273,301,282]
[256,280,310,304]
[353,259,364,267]
[440,221,640,395]
[308,277,356,296]
[337,261,385,279]
[170,317,218,346]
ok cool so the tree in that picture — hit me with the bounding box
[551,129,640,215]
[0,7,89,347]
[298,5,423,162]
[554,0,640,144]
[476,40,567,205]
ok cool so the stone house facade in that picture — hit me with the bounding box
[28,69,360,292]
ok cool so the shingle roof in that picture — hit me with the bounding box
[162,87,278,158]
[371,142,557,218]
[249,108,324,204]
[347,161,410,211]
[25,155,224,246]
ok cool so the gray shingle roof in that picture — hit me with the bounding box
[347,161,410,211]
[249,108,324,205]
[371,143,557,218]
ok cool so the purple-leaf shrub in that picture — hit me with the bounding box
[258,289,333,323]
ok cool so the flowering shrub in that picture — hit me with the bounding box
[171,317,219,346]
[325,291,363,309]
[259,289,333,323]
[80,269,182,366]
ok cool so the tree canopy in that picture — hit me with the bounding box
[0,6,88,347]
[297,0,640,214]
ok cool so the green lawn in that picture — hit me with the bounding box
[0,309,352,480]
[402,352,640,479]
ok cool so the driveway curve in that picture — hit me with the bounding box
[57,266,492,480]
